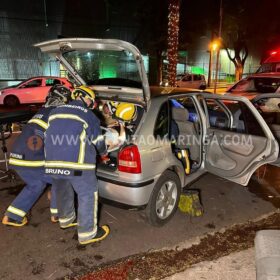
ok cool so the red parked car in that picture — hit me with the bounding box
[0,76,73,107]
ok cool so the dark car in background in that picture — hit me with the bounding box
[226,73,280,100]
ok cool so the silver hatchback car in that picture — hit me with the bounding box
[36,39,280,226]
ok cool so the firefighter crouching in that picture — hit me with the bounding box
[2,85,72,227]
[44,85,110,245]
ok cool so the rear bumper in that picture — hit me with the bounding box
[97,175,155,206]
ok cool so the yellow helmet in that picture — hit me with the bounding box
[107,101,119,114]
[72,85,95,106]
[115,103,137,122]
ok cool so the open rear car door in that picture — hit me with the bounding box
[199,94,279,186]
[252,93,280,167]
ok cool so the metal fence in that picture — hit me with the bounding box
[180,62,260,83]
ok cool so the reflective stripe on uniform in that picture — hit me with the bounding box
[7,206,26,217]
[92,135,104,145]
[59,213,75,224]
[78,129,86,164]
[45,161,95,170]
[93,191,98,228]
[9,158,45,167]
[78,192,98,241]
[78,227,97,239]
[50,208,58,214]
[48,114,88,129]
[28,119,48,130]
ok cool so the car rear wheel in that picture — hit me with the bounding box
[4,95,20,107]
[145,170,181,226]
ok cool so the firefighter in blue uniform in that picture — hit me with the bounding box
[2,85,72,227]
[44,85,110,245]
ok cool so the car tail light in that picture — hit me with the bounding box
[118,145,142,174]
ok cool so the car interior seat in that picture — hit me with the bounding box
[171,107,200,162]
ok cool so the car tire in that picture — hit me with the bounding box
[145,170,181,227]
[4,95,20,107]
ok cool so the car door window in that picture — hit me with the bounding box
[154,102,169,139]
[45,79,61,86]
[203,99,265,137]
[182,75,191,82]
[23,79,42,88]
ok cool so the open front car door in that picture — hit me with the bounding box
[200,94,279,186]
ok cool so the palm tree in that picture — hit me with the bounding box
[167,0,180,87]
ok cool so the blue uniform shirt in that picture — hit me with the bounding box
[9,106,54,169]
[44,100,107,176]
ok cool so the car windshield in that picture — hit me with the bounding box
[257,63,276,73]
[230,77,280,93]
[63,50,142,88]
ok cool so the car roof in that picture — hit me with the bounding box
[150,86,202,98]
[246,72,280,78]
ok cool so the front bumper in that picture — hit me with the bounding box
[97,175,155,207]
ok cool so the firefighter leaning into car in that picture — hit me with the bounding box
[44,85,110,245]
[2,85,72,227]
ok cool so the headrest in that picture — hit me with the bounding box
[172,107,189,122]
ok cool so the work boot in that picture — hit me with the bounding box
[2,215,28,227]
[79,225,110,245]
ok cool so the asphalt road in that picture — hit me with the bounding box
[0,134,279,279]
[0,125,280,279]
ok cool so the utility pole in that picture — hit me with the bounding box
[207,48,213,87]
[207,32,214,87]
[213,0,223,94]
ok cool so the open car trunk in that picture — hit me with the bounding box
[34,38,150,108]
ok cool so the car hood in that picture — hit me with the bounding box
[34,38,150,107]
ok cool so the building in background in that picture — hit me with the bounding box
[0,1,66,86]
[0,0,264,88]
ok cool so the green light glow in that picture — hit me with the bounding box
[191,66,205,74]
[99,56,117,78]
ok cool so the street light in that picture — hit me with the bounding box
[207,40,220,87]
[210,41,219,52]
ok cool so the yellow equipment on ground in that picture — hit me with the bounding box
[178,190,203,217]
